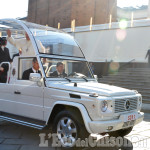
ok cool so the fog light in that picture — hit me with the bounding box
[107,126,113,130]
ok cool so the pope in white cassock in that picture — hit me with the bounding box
[7,29,45,56]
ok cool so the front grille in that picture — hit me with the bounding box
[114,97,138,113]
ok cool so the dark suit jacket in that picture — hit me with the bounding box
[50,71,67,78]
[0,47,12,83]
[22,68,41,80]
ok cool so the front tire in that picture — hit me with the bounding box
[108,127,133,137]
[52,110,89,148]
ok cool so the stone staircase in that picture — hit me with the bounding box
[99,67,150,112]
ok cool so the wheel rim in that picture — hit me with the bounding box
[57,117,77,147]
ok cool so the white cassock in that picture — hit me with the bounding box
[7,37,45,56]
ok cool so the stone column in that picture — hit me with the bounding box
[148,0,150,18]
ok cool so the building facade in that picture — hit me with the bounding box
[117,6,148,21]
[27,0,117,28]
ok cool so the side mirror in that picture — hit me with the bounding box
[29,73,41,82]
[94,75,98,80]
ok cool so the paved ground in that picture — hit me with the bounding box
[0,113,150,150]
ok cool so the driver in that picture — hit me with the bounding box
[50,62,67,78]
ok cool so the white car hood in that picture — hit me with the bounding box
[47,81,135,97]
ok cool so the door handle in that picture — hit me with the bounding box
[14,91,21,94]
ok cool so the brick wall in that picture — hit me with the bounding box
[27,0,117,28]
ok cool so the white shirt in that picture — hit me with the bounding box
[32,67,38,73]
[7,36,45,56]
[57,71,61,75]
[1,46,5,51]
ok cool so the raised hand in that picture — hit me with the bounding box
[7,29,11,37]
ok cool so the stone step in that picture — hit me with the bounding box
[121,68,150,70]
[141,103,150,113]
[141,94,150,99]
[139,89,150,93]
[101,77,150,83]
[142,98,150,104]
[102,78,142,81]
[126,68,150,70]
[100,67,150,107]
[100,81,150,88]
[116,73,150,77]
[136,88,150,92]
[119,71,150,74]
[102,75,150,80]
[101,78,150,83]
[103,75,150,78]
[109,74,150,78]
[120,68,150,71]
[102,76,150,81]
[118,69,150,72]
[126,67,150,69]
[106,71,150,74]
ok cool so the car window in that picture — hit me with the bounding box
[18,58,33,80]
[41,57,94,79]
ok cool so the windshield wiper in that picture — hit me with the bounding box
[81,76,88,82]
[64,77,71,82]
[74,72,88,82]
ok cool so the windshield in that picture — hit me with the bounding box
[41,57,94,79]
[24,22,84,58]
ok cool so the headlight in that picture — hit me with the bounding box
[133,90,139,94]
[101,100,108,112]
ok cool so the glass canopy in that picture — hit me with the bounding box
[0,19,85,58]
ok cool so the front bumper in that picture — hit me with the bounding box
[88,112,144,134]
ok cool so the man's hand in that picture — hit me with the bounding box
[7,29,11,37]
[19,49,22,55]
[0,67,4,72]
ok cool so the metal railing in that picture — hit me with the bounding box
[119,59,135,71]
